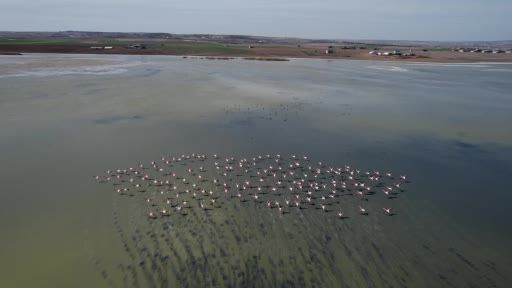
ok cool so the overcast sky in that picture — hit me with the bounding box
[1,0,510,41]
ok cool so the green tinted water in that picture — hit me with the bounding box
[0,54,511,287]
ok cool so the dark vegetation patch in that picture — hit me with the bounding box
[94,114,144,125]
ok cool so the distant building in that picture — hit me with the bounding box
[90,46,113,50]
[376,50,400,56]
[128,43,147,49]
[325,46,334,54]
[403,49,415,56]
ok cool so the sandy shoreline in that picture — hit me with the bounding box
[2,44,512,63]
[4,52,512,66]
[17,53,512,63]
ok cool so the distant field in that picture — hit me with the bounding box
[1,38,252,55]
[94,38,252,55]
[158,41,250,55]
[0,39,78,45]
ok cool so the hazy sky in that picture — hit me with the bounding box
[1,0,510,41]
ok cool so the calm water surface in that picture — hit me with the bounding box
[1,54,511,287]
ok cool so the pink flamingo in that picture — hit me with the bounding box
[383,208,393,215]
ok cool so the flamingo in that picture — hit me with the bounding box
[383,208,393,215]
[148,212,157,219]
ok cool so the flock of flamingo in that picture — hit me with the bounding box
[94,153,408,220]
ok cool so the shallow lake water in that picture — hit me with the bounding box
[1,54,511,287]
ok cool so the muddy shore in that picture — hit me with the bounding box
[1,43,512,63]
